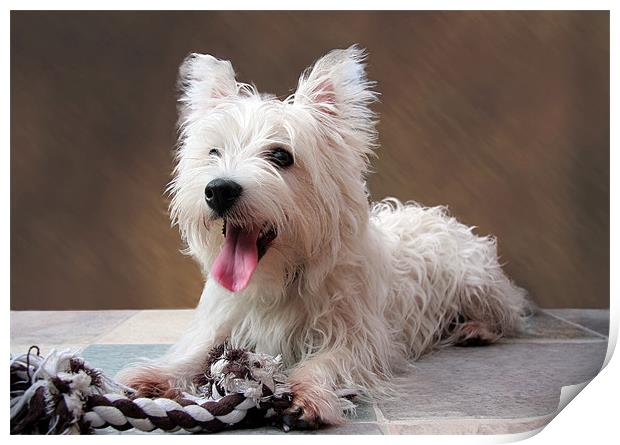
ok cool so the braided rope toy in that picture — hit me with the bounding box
[10,344,299,434]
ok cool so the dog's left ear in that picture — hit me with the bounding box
[177,53,239,123]
[293,45,378,123]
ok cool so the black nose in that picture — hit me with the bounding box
[205,178,243,215]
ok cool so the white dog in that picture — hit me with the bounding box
[117,46,528,428]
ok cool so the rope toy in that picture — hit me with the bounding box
[10,344,297,434]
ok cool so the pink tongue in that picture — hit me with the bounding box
[211,226,260,292]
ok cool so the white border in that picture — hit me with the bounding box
[4,2,615,443]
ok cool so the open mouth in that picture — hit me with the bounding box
[211,221,277,293]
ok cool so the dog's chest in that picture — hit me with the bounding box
[228,298,309,364]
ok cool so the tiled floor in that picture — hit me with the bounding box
[10,309,609,435]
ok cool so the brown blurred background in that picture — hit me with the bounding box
[11,11,609,310]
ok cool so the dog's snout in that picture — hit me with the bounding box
[205,178,243,215]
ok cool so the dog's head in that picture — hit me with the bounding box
[169,46,378,295]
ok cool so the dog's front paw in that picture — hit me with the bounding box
[282,380,343,431]
[283,402,321,431]
[116,366,180,399]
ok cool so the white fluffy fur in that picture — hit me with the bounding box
[117,46,528,426]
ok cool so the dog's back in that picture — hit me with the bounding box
[371,198,528,359]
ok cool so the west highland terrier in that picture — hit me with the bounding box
[117,46,528,428]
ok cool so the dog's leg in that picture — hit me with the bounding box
[115,362,182,399]
[282,352,355,429]
[452,270,529,347]
[115,324,231,397]
[115,330,227,398]
[453,320,501,346]
[116,283,237,397]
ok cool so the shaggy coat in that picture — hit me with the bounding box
[117,46,528,427]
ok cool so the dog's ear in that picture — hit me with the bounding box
[293,45,378,121]
[177,53,238,121]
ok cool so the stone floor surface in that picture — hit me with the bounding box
[10,308,610,435]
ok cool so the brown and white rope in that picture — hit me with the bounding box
[83,392,263,433]
[10,346,293,434]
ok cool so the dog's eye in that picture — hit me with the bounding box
[267,147,294,168]
[209,148,221,157]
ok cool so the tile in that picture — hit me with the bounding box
[220,422,383,435]
[379,341,607,421]
[387,420,480,434]
[346,400,377,422]
[10,310,137,345]
[95,310,194,344]
[10,343,89,357]
[545,309,609,337]
[95,422,382,435]
[313,422,383,435]
[22,309,606,435]
[506,311,602,341]
[387,416,551,434]
[81,343,172,376]
[476,415,552,434]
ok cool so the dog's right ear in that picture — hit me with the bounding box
[293,45,377,121]
[177,53,238,122]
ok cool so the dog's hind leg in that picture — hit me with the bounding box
[450,270,529,347]
[453,320,501,346]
